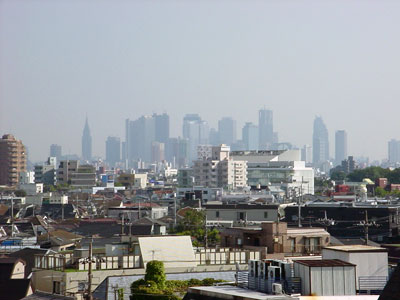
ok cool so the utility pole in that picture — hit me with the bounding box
[11,196,14,237]
[121,213,125,235]
[297,188,302,228]
[356,210,376,245]
[86,237,93,300]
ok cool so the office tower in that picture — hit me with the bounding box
[50,144,62,161]
[0,134,26,186]
[388,139,400,164]
[312,116,329,166]
[106,136,121,167]
[335,130,348,166]
[218,117,237,146]
[258,108,273,149]
[151,141,165,163]
[155,113,169,144]
[81,117,92,161]
[242,122,258,150]
[166,137,189,168]
[125,113,169,165]
[182,114,209,162]
[301,145,313,164]
[209,128,219,146]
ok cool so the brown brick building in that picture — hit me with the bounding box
[0,134,27,186]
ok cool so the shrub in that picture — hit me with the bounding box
[145,260,166,288]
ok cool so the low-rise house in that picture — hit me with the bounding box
[221,221,330,257]
[37,230,83,251]
[205,203,280,227]
[0,257,32,299]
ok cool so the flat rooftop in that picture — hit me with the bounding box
[323,245,387,253]
[187,286,297,300]
[295,259,355,267]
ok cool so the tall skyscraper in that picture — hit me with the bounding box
[258,108,273,149]
[155,113,170,144]
[335,130,348,166]
[106,136,121,167]
[218,117,237,146]
[242,122,258,150]
[312,116,329,166]
[166,137,189,168]
[388,139,400,164]
[0,134,26,186]
[301,144,313,164]
[50,144,62,161]
[81,117,92,161]
[182,114,209,162]
[125,113,169,165]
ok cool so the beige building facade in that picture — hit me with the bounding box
[0,134,27,186]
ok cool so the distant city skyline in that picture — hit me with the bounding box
[2,1,400,161]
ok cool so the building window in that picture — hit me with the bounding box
[264,211,268,219]
[53,281,61,294]
[216,211,220,218]
[237,212,246,221]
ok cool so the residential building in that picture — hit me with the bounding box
[341,155,356,173]
[117,172,147,189]
[221,222,330,256]
[388,139,400,164]
[242,122,258,151]
[231,150,314,195]
[81,117,92,161]
[177,187,223,203]
[335,130,347,166]
[218,117,237,146]
[0,134,27,186]
[18,171,35,184]
[258,109,273,150]
[57,160,79,185]
[49,144,62,162]
[105,136,120,168]
[312,116,329,166]
[193,145,247,189]
[69,164,96,188]
[177,168,194,187]
[205,203,280,227]
[34,157,57,185]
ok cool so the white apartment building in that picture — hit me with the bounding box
[193,145,247,189]
[231,149,314,195]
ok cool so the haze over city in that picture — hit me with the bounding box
[2,0,400,161]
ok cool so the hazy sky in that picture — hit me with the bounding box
[1,0,400,162]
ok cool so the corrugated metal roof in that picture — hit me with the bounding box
[323,245,387,253]
[295,259,355,267]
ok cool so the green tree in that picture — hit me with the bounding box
[375,187,387,197]
[330,170,347,181]
[144,261,166,289]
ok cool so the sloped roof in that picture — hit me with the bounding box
[8,248,48,278]
[379,263,400,300]
[0,279,31,300]
[37,230,83,245]
[132,217,166,226]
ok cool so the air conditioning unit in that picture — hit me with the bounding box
[272,283,283,295]
[268,266,281,280]
[249,260,256,278]
[279,261,293,280]
[258,261,266,279]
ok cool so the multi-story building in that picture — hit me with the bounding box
[312,116,329,167]
[301,144,312,164]
[0,134,27,186]
[166,137,189,168]
[151,141,165,163]
[56,160,79,185]
[218,117,237,146]
[49,144,62,162]
[231,149,314,195]
[193,145,247,189]
[388,139,400,164]
[125,113,169,166]
[81,117,92,162]
[105,136,121,167]
[242,122,258,151]
[258,108,273,150]
[335,130,348,166]
[182,114,209,162]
